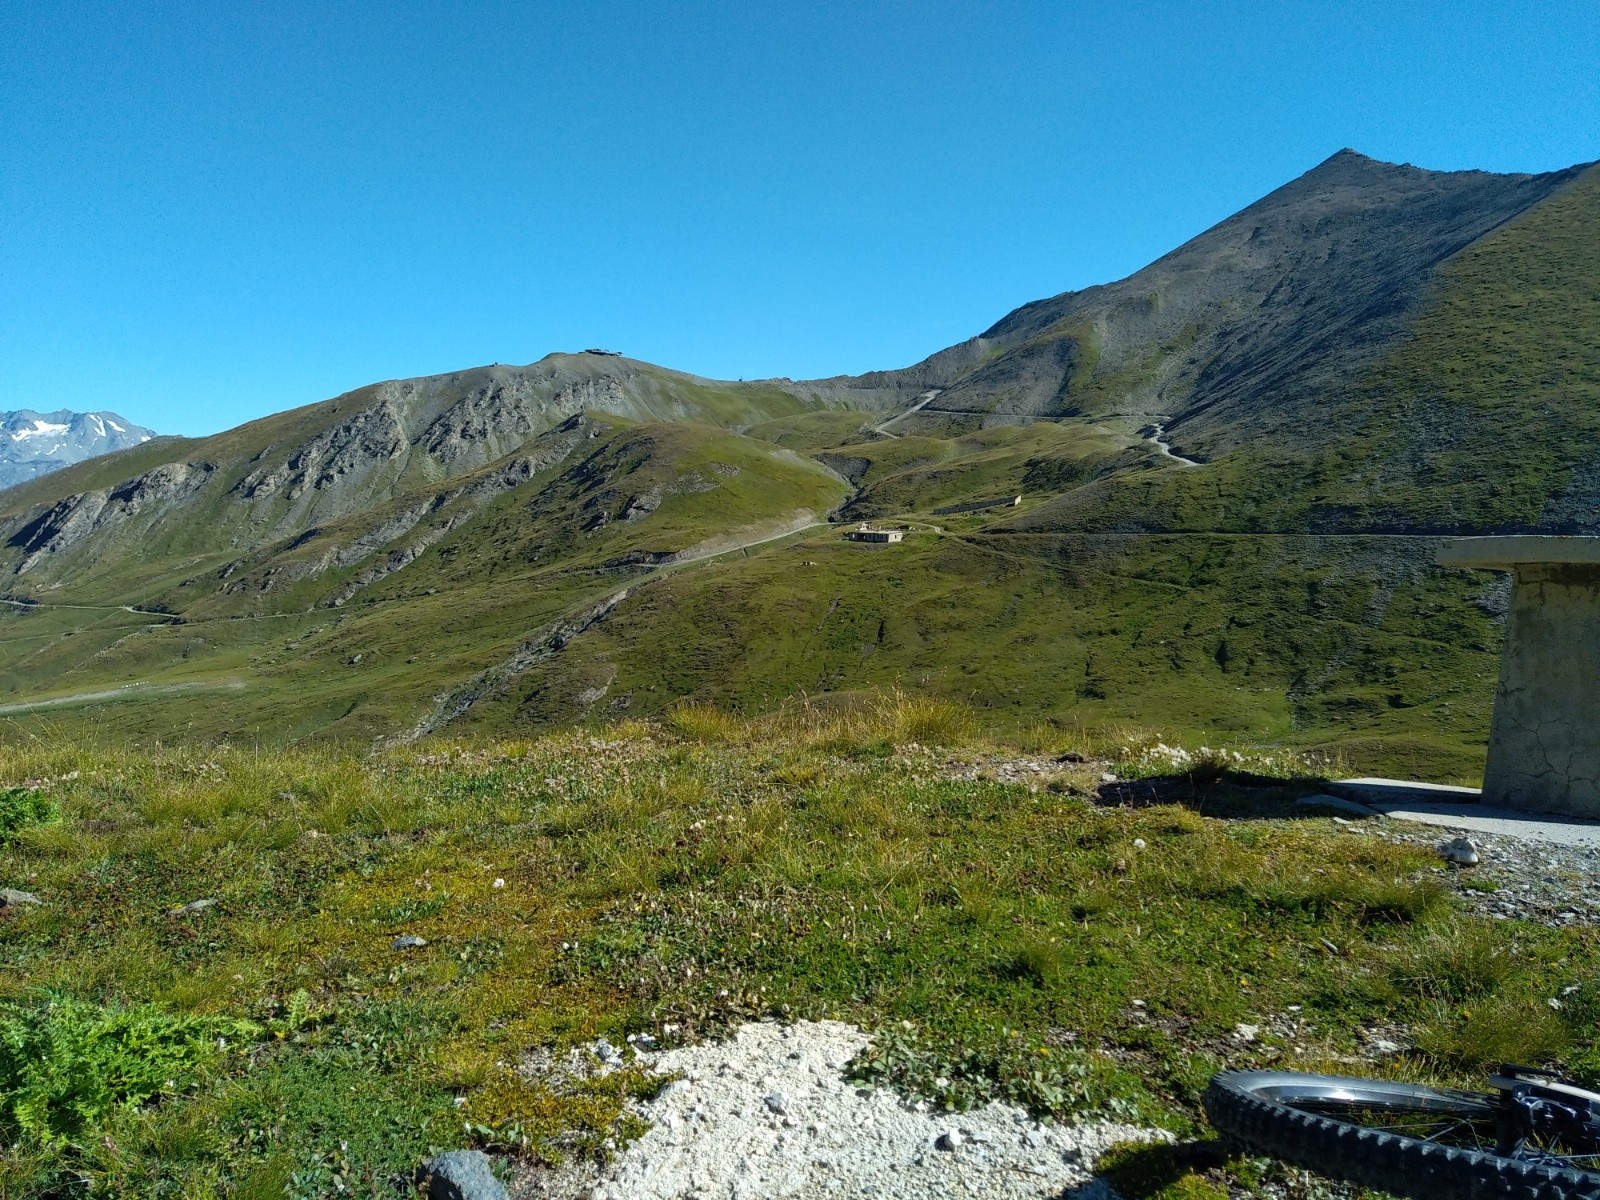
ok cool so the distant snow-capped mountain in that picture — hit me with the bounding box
[0,409,156,490]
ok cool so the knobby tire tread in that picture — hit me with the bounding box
[1204,1071,1600,1200]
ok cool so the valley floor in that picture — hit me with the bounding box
[1,702,1594,1199]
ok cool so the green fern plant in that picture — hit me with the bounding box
[0,994,259,1146]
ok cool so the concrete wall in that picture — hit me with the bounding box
[1482,564,1600,817]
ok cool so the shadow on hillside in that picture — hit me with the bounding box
[1090,768,1352,820]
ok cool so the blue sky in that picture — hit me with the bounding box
[3,1,1597,436]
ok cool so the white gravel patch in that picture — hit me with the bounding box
[533,1020,1162,1200]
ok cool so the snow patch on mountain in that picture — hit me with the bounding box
[0,409,157,490]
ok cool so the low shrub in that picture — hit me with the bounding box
[847,1024,1163,1126]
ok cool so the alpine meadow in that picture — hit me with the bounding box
[5,144,1600,1200]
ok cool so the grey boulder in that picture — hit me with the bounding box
[1439,837,1480,866]
[0,887,41,908]
[417,1150,507,1200]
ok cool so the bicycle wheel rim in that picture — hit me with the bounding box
[1206,1070,1600,1200]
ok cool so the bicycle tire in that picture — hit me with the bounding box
[1204,1069,1600,1200]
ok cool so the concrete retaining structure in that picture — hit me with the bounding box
[1439,536,1600,818]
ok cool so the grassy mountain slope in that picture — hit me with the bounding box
[0,418,849,743]
[825,152,1592,454]
[1005,162,1600,536]
[0,151,1595,783]
[455,528,1500,783]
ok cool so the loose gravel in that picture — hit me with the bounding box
[1347,820,1600,927]
[516,1021,1162,1200]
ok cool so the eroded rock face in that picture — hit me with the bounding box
[9,461,215,573]
[421,376,628,465]
[212,416,604,605]
[233,401,407,502]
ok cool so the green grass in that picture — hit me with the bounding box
[2,721,1596,1195]
[470,529,1499,781]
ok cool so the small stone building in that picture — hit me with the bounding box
[844,526,905,544]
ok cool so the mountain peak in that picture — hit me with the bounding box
[0,408,156,491]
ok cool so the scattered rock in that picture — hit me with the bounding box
[492,878,505,889]
[0,887,41,908]
[170,898,216,915]
[417,1149,507,1200]
[1439,836,1480,866]
[1344,822,1600,929]
[764,1090,788,1115]
[524,1020,1163,1199]
[393,934,427,950]
[1232,1023,1260,1043]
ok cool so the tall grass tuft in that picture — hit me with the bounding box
[665,703,746,744]
[1412,991,1570,1071]
[1385,921,1517,1002]
[886,692,976,747]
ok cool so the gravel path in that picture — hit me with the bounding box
[517,1021,1161,1200]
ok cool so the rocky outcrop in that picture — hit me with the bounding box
[420,375,629,464]
[232,400,407,502]
[9,461,214,573]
